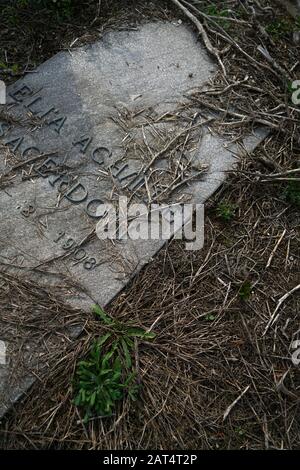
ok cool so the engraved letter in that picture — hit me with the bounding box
[86,198,105,219]
[22,146,40,158]
[48,116,67,134]
[24,96,43,115]
[4,135,24,152]
[0,122,9,138]
[73,136,92,154]
[9,85,32,103]
[35,158,58,177]
[64,182,88,204]
[91,146,112,166]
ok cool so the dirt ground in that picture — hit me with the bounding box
[0,0,299,450]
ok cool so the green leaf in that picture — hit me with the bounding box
[142,331,156,340]
[99,368,113,377]
[113,356,122,374]
[121,338,132,368]
[90,392,96,406]
[102,349,115,365]
[98,332,112,347]
[74,394,81,406]
[92,304,114,325]
[126,327,156,340]
[205,314,215,322]
[239,281,252,300]
[124,371,136,386]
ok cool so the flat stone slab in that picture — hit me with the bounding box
[0,21,268,417]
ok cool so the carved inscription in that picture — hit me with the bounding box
[1,85,147,220]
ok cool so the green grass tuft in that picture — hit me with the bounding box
[73,305,155,422]
[239,281,252,301]
[216,202,237,221]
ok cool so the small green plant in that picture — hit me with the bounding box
[235,426,246,436]
[17,0,30,6]
[0,60,20,77]
[239,281,252,301]
[11,64,20,74]
[74,338,137,419]
[2,6,19,26]
[205,313,216,322]
[216,202,236,221]
[74,305,155,422]
[284,180,300,207]
[204,5,231,30]
[266,19,293,39]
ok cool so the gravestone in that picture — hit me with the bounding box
[0,22,268,417]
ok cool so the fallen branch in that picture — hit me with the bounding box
[263,284,300,336]
[266,229,286,268]
[180,0,283,80]
[257,45,292,82]
[223,385,251,421]
[170,0,226,75]
[276,369,300,401]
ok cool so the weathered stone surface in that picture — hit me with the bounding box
[0,22,268,417]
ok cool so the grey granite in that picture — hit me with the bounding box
[0,22,268,417]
